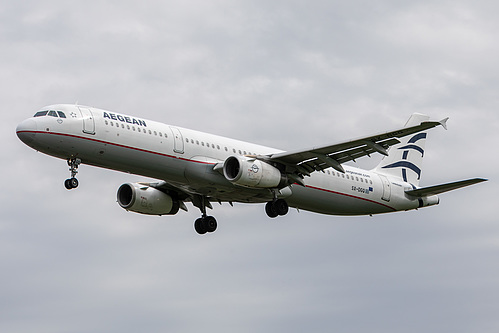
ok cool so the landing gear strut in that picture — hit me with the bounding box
[64,158,81,190]
[193,195,218,235]
[265,199,289,218]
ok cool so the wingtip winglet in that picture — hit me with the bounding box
[440,117,449,130]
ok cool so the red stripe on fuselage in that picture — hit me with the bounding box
[19,130,397,212]
[17,130,215,165]
[304,185,397,211]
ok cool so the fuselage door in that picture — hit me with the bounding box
[170,126,184,154]
[379,174,391,202]
[78,107,95,135]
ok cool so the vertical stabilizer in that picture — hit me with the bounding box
[374,113,431,186]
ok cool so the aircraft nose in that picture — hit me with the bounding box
[16,118,37,145]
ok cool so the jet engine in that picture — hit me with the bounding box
[420,195,440,207]
[223,156,286,188]
[117,183,180,215]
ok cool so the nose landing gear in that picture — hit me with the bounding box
[64,158,81,190]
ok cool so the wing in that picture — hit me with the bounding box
[266,117,448,180]
[145,181,219,212]
[140,181,193,211]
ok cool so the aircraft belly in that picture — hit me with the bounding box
[184,162,273,202]
[286,183,395,215]
[34,131,188,182]
[28,131,82,159]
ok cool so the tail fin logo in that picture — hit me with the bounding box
[381,133,426,182]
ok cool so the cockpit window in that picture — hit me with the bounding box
[33,110,67,118]
[34,111,48,117]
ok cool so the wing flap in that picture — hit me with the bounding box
[405,178,487,197]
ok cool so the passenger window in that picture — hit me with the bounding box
[48,110,58,117]
[57,111,66,118]
[34,111,48,117]
[225,147,228,151]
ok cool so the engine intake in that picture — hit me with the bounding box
[223,156,285,188]
[117,183,180,215]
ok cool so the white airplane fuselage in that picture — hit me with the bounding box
[17,104,437,223]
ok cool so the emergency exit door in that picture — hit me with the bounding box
[379,174,391,202]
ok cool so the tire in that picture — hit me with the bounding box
[274,199,289,216]
[204,216,217,233]
[194,218,207,234]
[64,179,72,190]
[69,178,79,188]
[265,201,278,218]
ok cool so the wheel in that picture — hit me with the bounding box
[204,216,217,233]
[265,201,278,218]
[194,218,207,234]
[69,178,79,189]
[274,199,289,216]
[64,179,72,190]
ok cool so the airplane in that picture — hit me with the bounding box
[16,104,486,235]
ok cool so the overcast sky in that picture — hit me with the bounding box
[2,1,498,332]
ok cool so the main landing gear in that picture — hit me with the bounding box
[64,158,81,190]
[194,215,218,235]
[265,199,289,218]
[193,195,218,235]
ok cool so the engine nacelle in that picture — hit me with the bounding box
[117,183,180,215]
[421,195,440,207]
[223,155,285,188]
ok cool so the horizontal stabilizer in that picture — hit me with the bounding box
[405,178,487,197]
